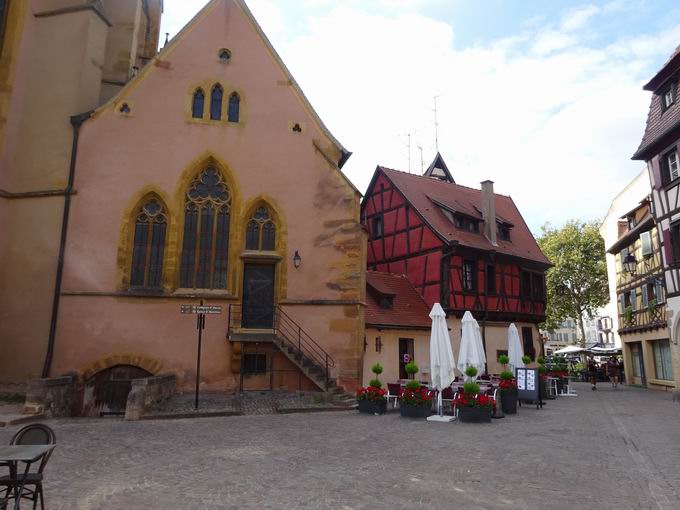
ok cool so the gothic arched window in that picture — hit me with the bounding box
[179,167,232,289]
[192,88,205,119]
[210,84,223,121]
[228,92,240,123]
[245,206,276,251]
[130,198,167,288]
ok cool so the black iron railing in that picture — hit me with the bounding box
[227,304,336,389]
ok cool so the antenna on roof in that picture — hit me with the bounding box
[433,95,440,153]
[417,145,424,174]
[407,133,411,173]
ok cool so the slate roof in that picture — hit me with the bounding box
[365,271,432,329]
[379,167,551,266]
[633,47,680,160]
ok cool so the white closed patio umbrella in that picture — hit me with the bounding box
[458,311,486,378]
[507,324,525,375]
[427,303,456,422]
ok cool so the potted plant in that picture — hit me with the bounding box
[356,363,387,415]
[399,361,433,418]
[537,357,554,400]
[624,305,634,327]
[498,355,518,414]
[454,366,495,423]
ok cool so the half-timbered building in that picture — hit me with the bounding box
[361,154,551,374]
[632,45,680,386]
[607,198,675,388]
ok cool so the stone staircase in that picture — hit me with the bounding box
[273,337,356,408]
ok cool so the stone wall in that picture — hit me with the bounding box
[125,374,176,420]
[23,375,77,417]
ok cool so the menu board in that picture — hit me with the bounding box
[516,368,542,408]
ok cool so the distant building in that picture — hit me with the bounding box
[361,156,551,374]
[631,45,680,389]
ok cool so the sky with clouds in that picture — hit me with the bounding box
[160,0,680,233]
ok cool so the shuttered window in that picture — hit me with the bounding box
[640,231,653,257]
[661,149,679,184]
[670,222,680,264]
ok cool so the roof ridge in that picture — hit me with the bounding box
[379,166,512,198]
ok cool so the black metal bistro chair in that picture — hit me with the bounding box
[0,424,56,510]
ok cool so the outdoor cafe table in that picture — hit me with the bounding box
[0,444,55,510]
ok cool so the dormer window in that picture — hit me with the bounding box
[498,225,511,241]
[379,295,394,309]
[663,84,675,110]
[454,216,479,233]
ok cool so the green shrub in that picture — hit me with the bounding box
[463,381,480,394]
[405,361,419,375]
[464,366,478,378]
[371,363,383,376]
[404,380,421,390]
[538,366,547,374]
[537,357,545,365]
[498,354,509,365]
[368,379,382,389]
[500,370,514,380]
[522,355,531,365]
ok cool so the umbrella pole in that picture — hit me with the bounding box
[438,392,443,416]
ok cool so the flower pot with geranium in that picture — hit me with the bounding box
[356,363,387,415]
[454,366,494,423]
[537,357,554,400]
[399,361,433,418]
[497,355,518,414]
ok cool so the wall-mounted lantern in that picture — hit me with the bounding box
[293,250,301,269]
[623,253,637,275]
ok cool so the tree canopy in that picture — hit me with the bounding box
[537,220,609,345]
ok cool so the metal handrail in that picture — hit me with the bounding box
[226,304,336,389]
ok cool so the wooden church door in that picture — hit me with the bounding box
[242,264,275,329]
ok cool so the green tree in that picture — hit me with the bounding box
[537,220,609,346]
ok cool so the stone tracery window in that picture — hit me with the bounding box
[179,168,232,289]
[192,88,205,119]
[228,92,240,123]
[210,84,223,120]
[245,206,276,251]
[130,198,167,288]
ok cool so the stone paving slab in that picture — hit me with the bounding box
[0,383,678,509]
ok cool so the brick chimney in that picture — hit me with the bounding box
[481,180,497,246]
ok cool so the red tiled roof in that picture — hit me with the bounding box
[366,271,432,329]
[379,167,551,265]
[634,47,680,159]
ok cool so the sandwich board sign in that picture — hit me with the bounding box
[517,367,543,409]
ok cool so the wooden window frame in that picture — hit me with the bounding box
[485,264,496,295]
[662,83,675,111]
[670,221,680,265]
[371,215,384,239]
[462,260,476,293]
[661,148,679,185]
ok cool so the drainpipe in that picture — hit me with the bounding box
[42,111,93,377]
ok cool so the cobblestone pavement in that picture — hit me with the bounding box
[151,391,341,416]
[1,383,679,509]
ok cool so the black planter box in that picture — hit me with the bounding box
[500,390,518,414]
[458,406,492,423]
[399,402,431,418]
[357,399,387,415]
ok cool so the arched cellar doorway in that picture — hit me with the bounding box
[82,365,152,417]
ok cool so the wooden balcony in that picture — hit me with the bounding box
[618,304,667,335]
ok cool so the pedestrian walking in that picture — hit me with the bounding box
[607,355,619,388]
[588,356,597,390]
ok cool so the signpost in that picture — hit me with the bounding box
[180,301,222,410]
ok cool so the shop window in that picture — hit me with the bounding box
[652,339,673,380]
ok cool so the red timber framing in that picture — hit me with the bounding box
[361,169,548,324]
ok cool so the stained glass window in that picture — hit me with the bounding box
[192,88,205,119]
[130,199,167,289]
[245,206,276,251]
[228,92,240,123]
[210,84,223,121]
[179,168,231,289]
